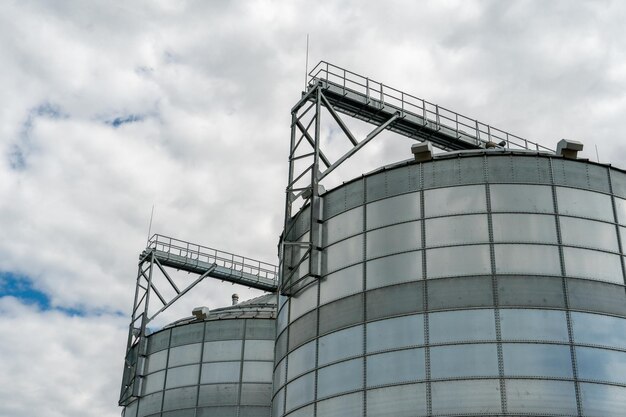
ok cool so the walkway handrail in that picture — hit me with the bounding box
[308,61,552,153]
[147,234,278,281]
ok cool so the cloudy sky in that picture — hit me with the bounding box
[1,0,626,415]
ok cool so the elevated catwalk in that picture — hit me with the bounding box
[120,235,278,405]
[307,61,552,152]
[145,234,278,292]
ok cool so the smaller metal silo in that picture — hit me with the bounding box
[122,294,276,417]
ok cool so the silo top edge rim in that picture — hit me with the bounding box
[323,148,620,196]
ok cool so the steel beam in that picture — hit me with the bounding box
[320,92,358,146]
[319,112,400,181]
[120,237,278,405]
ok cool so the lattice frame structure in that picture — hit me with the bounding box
[279,61,552,296]
[119,234,278,405]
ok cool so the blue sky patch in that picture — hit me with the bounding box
[8,102,66,171]
[0,272,84,316]
[106,114,144,128]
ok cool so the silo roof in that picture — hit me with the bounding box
[163,293,277,330]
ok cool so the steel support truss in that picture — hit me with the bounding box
[279,82,401,296]
[279,62,554,296]
[119,250,216,405]
[119,235,278,405]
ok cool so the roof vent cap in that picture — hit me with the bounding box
[411,142,433,162]
[557,139,584,159]
[192,306,210,321]
[232,294,239,305]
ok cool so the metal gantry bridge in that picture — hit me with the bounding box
[120,234,278,405]
[308,61,552,152]
[146,234,278,292]
[280,61,552,296]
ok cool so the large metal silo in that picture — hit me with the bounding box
[274,151,626,417]
[122,294,276,417]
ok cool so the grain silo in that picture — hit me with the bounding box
[121,294,276,417]
[119,237,278,417]
[274,62,626,417]
[119,62,626,417]
[275,150,626,417]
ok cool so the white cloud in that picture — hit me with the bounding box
[0,297,127,417]
[1,0,626,416]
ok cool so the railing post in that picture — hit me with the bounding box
[435,105,440,129]
[343,69,346,94]
[366,78,370,104]
[401,92,405,116]
[380,83,384,108]
[475,120,480,142]
[422,99,426,125]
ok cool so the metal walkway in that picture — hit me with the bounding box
[145,234,278,292]
[308,61,552,152]
[120,235,278,405]
[280,61,553,296]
